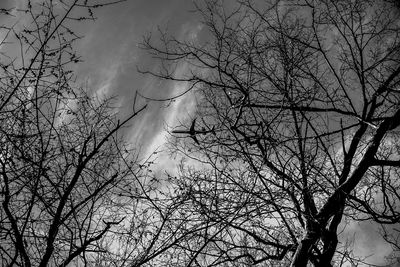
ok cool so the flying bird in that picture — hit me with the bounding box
[172,118,215,145]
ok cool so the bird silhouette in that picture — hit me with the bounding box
[172,118,215,145]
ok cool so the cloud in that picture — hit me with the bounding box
[91,63,119,100]
[339,220,396,266]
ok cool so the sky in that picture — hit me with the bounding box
[70,0,203,157]
[1,0,399,266]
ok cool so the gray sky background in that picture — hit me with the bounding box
[71,0,202,157]
[1,0,398,265]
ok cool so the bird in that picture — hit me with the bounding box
[172,118,215,145]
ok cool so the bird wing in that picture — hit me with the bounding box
[172,130,189,134]
[189,118,197,135]
[191,135,199,145]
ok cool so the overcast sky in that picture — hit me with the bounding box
[1,0,398,266]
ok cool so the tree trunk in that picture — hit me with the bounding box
[291,219,321,267]
[290,232,318,267]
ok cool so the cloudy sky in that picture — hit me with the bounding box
[1,0,398,266]
[0,0,202,157]
[70,0,203,156]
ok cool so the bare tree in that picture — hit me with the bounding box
[0,2,222,266]
[0,1,155,266]
[142,0,400,266]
